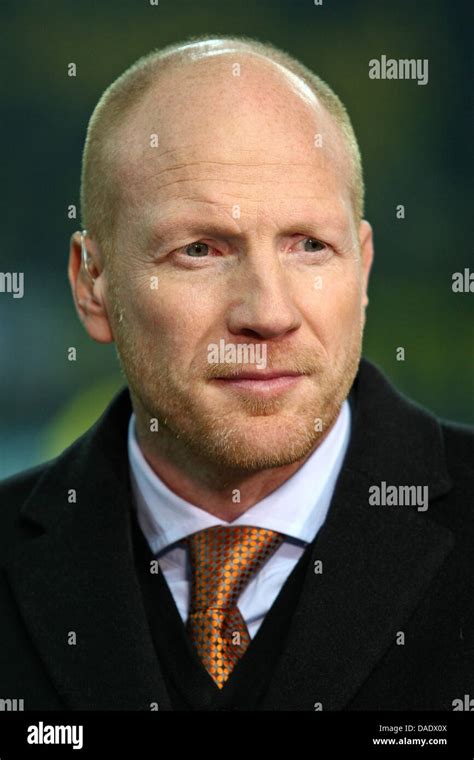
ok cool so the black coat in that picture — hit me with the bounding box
[0,357,473,710]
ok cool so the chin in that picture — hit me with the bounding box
[197,419,321,472]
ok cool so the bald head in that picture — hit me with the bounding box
[80,35,364,259]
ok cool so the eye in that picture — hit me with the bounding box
[184,241,209,257]
[298,237,325,252]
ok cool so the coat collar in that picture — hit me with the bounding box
[4,357,454,710]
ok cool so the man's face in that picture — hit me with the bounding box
[101,56,373,471]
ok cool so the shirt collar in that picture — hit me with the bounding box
[128,400,351,555]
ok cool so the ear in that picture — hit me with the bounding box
[68,231,114,343]
[358,219,374,311]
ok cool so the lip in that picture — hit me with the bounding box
[214,370,301,380]
[211,371,305,396]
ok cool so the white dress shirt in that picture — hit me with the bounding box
[128,400,351,638]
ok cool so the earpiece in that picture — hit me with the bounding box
[80,229,96,284]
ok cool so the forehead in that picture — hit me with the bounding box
[118,144,353,244]
[113,55,353,228]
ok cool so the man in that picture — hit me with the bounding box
[0,35,472,712]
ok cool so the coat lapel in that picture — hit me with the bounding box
[261,359,455,710]
[4,389,173,710]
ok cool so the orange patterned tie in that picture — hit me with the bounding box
[184,525,284,689]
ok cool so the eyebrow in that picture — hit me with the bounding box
[150,217,240,243]
[149,210,346,244]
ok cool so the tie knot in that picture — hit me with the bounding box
[185,525,284,612]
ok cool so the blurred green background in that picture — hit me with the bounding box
[0,0,472,478]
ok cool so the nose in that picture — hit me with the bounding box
[226,249,302,340]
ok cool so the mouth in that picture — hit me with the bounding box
[210,371,306,396]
